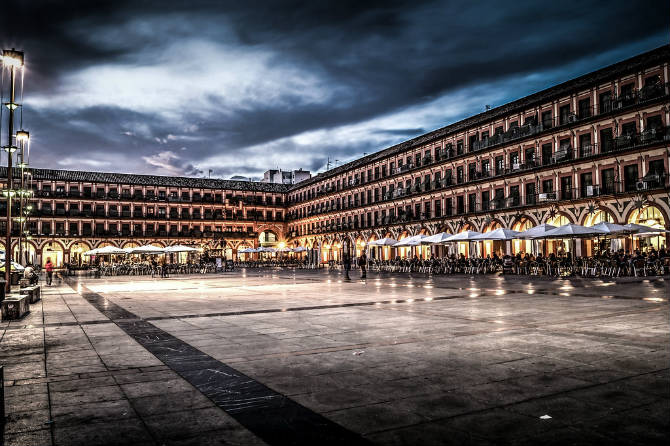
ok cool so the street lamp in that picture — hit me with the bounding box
[2,49,25,295]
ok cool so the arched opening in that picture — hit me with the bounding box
[397,231,410,258]
[42,242,64,267]
[259,231,278,246]
[14,241,37,266]
[69,242,91,267]
[481,221,502,258]
[628,205,667,251]
[546,213,572,255]
[457,223,475,258]
[584,209,615,256]
[512,218,534,255]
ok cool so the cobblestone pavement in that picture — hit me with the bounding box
[1,269,668,445]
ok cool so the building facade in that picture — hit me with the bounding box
[0,170,287,267]
[284,45,670,261]
[1,45,669,266]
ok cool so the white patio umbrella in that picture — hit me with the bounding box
[257,246,276,252]
[472,228,521,240]
[128,245,166,255]
[420,232,452,244]
[443,230,483,242]
[164,244,199,253]
[367,237,398,246]
[517,223,556,239]
[275,246,293,252]
[89,245,127,255]
[238,247,255,253]
[622,223,669,234]
[541,223,606,239]
[591,222,628,235]
[82,248,99,256]
[393,235,427,246]
[292,246,308,252]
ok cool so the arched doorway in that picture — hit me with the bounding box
[512,218,533,255]
[546,214,572,255]
[628,205,667,251]
[14,241,37,266]
[584,209,615,255]
[457,224,475,258]
[42,242,64,267]
[69,242,91,266]
[397,231,410,258]
[481,221,502,258]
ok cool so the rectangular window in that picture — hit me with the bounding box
[525,183,536,205]
[468,193,477,212]
[434,199,441,217]
[559,104,570,125]
[481,191,490,210]
[542,179,554,193]
[599,91,612,114]
[580,172,593,198]
[560,176,572,200]
[624,164,638,192]
[578,98,591,119]
[542,143,553,165]
[541,111,552,128]
[600,128,614,153]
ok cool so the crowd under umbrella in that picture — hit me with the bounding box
[442,230,483,257]
[537,223,607,260]
[394,235,427,259]
[473,228,522,256]
[517,223,556,256]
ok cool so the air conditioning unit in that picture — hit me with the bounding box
[538,193,557,201]
[636,181,648,191]
[512,163,521,171]
[567,114,578,123]
[586,185,595,196]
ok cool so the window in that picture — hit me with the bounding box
[457,166,464,184]
[481,160,490,176]
[468,193,477,212]
[621,122,636,136]
[559,104,570,125]
[649,159,665,175]
[646,115,663,130]
[600,128,614,152]
[456,196,464,214]
[541,111,552,128]
[456,140,464,155]
[481,191,490,210]
[434,200,441,217]
[495,156,504,175]
[599,91,612,113]
[542,143,552,165]
[578,98,591,119]
[509,185,520,206]
[580,172,593,198]
[624,164,638,192]
[542,179,554,193]
[560,176,572,200]
[525,183,536,205]
[525,147,536,166]
[579,133,592,157]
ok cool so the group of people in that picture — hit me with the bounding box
[22,257,55,286]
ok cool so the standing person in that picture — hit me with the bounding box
[358,252,367,279]
[45,258,54,286]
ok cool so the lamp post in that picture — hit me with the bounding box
[2,49,25,294]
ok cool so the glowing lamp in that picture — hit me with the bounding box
[2,49,24,67]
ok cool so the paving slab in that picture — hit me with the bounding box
[1,269,668,445]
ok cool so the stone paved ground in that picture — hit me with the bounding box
[1,269,668,446]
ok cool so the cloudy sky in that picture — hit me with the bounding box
[2,0,668,179]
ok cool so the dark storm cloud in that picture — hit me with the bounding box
[3,0,668,178]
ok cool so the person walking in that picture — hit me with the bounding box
[45,258,54,286]
[358,252,367,279]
